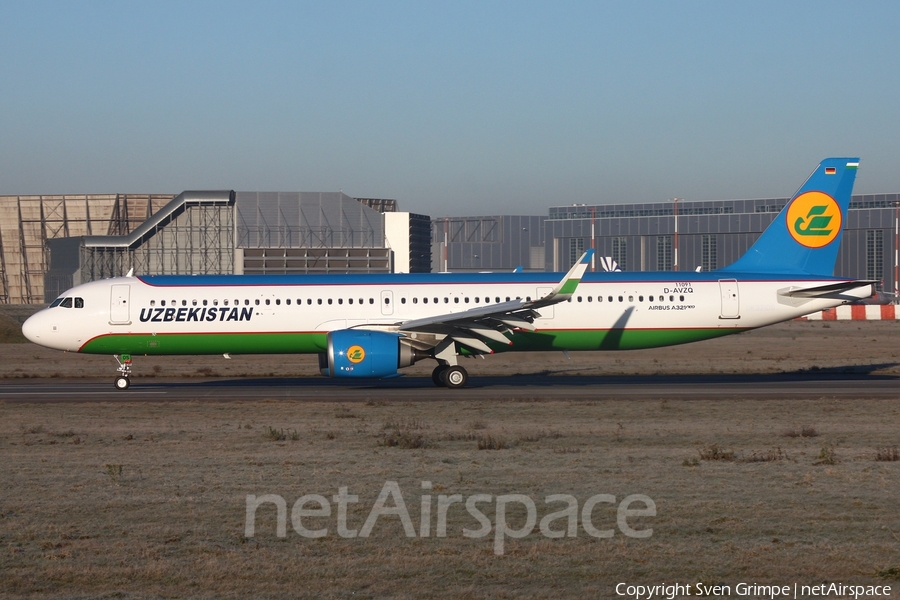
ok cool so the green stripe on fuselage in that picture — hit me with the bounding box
[80,332,328,355]
[80,327,747,356]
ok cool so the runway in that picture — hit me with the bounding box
[1,371,898,402]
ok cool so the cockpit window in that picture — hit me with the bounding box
[59,297,73,308]
[75,297,84,309]
[50,298,64,308]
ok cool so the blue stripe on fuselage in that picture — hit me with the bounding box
[137,272,850,288]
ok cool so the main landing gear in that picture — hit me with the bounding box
[431,364,468,389]
[114,354,132,390]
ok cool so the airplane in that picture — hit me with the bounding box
[22,158,875,390]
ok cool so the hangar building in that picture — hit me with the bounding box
[0,191,430,304]
[434,193,900,295]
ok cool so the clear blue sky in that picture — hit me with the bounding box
[2,1,899,216]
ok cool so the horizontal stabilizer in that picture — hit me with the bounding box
[778,280,878,299]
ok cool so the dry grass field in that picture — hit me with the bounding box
[2,314,900,598]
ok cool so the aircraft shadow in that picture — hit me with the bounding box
[148,362,900,390]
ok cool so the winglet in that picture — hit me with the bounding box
[530,249,594,308]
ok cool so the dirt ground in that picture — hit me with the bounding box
[1,316,900,598]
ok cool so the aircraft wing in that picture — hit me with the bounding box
[394,250,594,354]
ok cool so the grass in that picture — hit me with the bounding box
[876,446,900,462]
[783,425,819,438]
[2,397,899,597]
[814,444,839,465]
[698,443,735,461]
[263,426,300,441]
[476,433,511,450]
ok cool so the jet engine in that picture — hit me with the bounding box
[318,329,424,378]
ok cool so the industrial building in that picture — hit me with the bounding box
[434,193,900,295]
[3,188,899,305]
[0,192,430,304]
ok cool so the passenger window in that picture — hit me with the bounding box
[328,299,333,305]
[203,300,208,306]
[608,296,613,302]
[359,299,363,305]
[598,296,603,302]
[680,295,685,302]
[454,298,459,304]
[577,296,582,303]
[649,296,654,302]
[50,298,63,308]
[628,296,634,302]
[588,296,592,302]
[495,297,500,303]
[338,299,343,305]
[318,299,323,305]
[75,298,84,308]
[423,298,428,304]
[150,300,156,307]
[224,300,229,306]
[161,300,166,307]
[669,295,674,302]
[182,300,188,306]
[308,299,313,305]
[60,298,73,308]
[412,298,417,304]
[474,297,479,303]
[464,297,469,303]
[618,296,623,302]
[265,299,270,306]
[276,299,281,305]
[348,298,353,304]
[401,298,406,304]
[369,298,374,304]
[192,300,197,306]
[255,299,260,305]
[639,296,644,302]
[384,298,390,304]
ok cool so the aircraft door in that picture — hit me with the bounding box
[380,290,394,316]
[110,284,131,324]
[718,279,740,319]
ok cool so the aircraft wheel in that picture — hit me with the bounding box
[443,366,468,389]
[114,376,131,390]
[431,365,448,387]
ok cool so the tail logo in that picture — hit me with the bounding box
[346,345,366,364]
[787,191,842,248]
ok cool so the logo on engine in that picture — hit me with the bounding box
[347,345,366,364]
[787,191,841,248]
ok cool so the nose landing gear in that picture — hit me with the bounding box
[114,354,132,390]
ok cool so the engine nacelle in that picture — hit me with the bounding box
[319,329,422,378]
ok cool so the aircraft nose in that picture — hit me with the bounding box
[22,313,43,344]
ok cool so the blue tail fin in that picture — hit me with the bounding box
[721,158,859,275]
